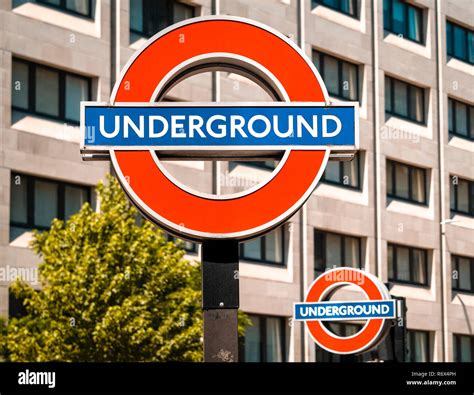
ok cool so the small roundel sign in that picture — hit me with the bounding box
[294,268,396,355]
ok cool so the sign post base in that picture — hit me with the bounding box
[202,240,239,362]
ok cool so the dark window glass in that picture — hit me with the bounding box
[166,234,197,253]
[243,315,286,362]
[130,0,195,38]
[470,30,474,64]
[452,255,474,293]
[129,0,143,32]
[311,0,358,18]
[312,51,359,101]
[383,0,424,44]
[12,61,29,109]
[9,173,91,241]
[240,227,284,265]
[64,185,89,219]
[448,98,473,141]
[8,289,27,319]
[393,79,408,117]
[314,230,362,274]
[34,180,59,228]
[36,67,59,117]
[450,176,474,217]
[446,19,452,55]
[453,25,467,59]
[322,153,361,189]
[10,175,28,225]
[66,75,89,122]
[385,76,425,123]
[453,334,474,362]
[40,0,60,5]
[386,160,427,205]
[446,20,474,65]
[388,243,429,286]
[37,0,91,17]
[385,75,392,113]
[11,59,91,125]
[407,330,430,362]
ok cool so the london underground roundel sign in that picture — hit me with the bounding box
[80,16,359,241]
[294,268,396,354]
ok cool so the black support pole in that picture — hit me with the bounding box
[202,240,240,362]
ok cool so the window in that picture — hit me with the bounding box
[311,0,358,18]
[240,227,284,265]
[385,76,425,123]
[130,0,195,38]
[387,160,427,205]
[448,98,474,140]
[313,51,359,101]
[383,0,423,44]
[166,234,197,253]
[8,289,27,319]
[388,243,428,286]
[453,334,474,362]
[452,255,474,293]
[407,330,430,362]
[316,323,363,362]
[10,173,91,241]
[322,153,361,189]
[314,230,362,273]
[450,176,474,217]
[243,315,286,362]
[12,58,91,124]
[36,0,92,17]
[446,20,474,65]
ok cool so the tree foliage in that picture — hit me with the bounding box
[0,175,249,362]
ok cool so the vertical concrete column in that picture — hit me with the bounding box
[296,0,308,363]
[371,0,383,279]
[435,0,448,362]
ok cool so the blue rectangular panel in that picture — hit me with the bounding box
[82,103,357,149]
[294,300,396,321]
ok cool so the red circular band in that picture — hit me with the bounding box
[112,19,327,239]
[306,269,385,354]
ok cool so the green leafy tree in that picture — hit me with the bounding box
[0,175,249,362]
[0,318,7,361]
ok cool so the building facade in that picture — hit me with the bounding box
[0,0,473,362]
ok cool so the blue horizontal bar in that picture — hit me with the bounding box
[294,300,396,321]
[82,104,356,149]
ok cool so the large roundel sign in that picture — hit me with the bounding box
[294,268,396,354]
[81,16,358,241]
